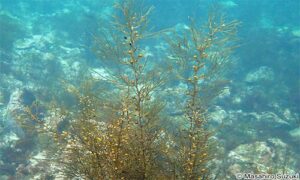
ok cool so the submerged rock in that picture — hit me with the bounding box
[220,0,238,8]
[226,139,298,177]
[245,66,274,83]
[219,109,294,153]
[289,127,300,142]
[6,89,25,134]
[256,111,291,130]
[5,88,38,136]
[90,67,110,80]
[210,106,228,125]
[0,132,19,150]
[14,33,54,51]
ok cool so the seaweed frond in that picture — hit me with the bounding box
[167,9,239,179]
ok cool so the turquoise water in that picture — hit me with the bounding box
[0,0,299,179]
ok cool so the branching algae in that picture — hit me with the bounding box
[22,0,238,179]
[167,12,239,179]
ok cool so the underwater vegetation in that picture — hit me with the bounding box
[1,0,299,179]
[20,0,238,179]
